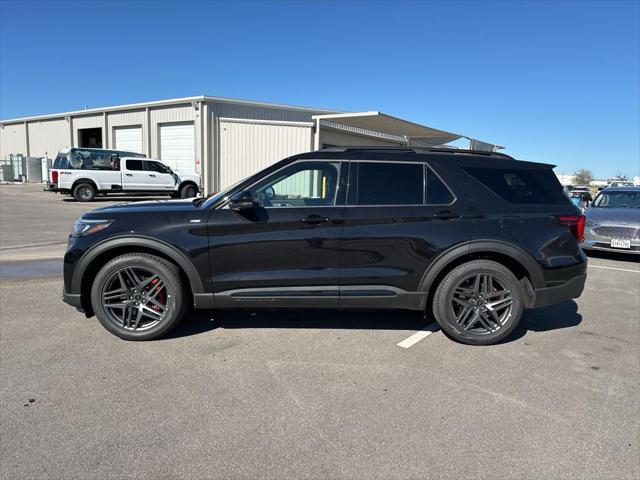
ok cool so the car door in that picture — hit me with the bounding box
[339,160,472,309]
[207,160,347,308]
[144,160,177,191]
[122,158,148,190]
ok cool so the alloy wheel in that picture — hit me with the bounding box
[101,266,170,331]
[450,273,514,335]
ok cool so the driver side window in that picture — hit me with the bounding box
[251,161,342,208]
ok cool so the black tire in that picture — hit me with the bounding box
[180,183,198,199]
[432,260,524,345]
[73,183,96,202]
[90,253,188,341]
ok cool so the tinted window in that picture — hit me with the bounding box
[251,161,341,208]
[126,159,144,171]
[145,161,171,174]
[354,162,423,205]
[463,167,568,205]
[426,166,454,204]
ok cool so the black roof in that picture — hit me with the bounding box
[293,146,554,169]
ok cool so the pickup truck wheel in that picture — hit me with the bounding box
[90,253,188,341]
[432,260,524,345]
[73,183,95,202]
[180,184,197,198]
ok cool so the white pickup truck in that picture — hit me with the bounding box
[46,147,201,202]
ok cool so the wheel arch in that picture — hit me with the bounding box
[71,178,98,191]
[419,240,544,311]
[178,180,199,191]
[73,236,204,316]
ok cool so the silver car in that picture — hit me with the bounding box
[583,187,640,255]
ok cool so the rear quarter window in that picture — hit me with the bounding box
[463,167,569,205]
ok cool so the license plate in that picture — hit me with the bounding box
[610,238,631,249]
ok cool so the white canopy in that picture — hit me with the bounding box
[312,111,503,151]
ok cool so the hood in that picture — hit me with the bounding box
[586,207,640,226]
[84,198,201,217]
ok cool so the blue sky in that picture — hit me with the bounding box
[1,0,638,179]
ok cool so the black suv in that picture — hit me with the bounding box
[62,147,587,345]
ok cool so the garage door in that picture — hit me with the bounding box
[113,126,143,154]
[218,118,313,190]
[159,122,195,172]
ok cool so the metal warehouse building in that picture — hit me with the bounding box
[0,95,501,194]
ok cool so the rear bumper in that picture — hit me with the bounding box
[62,288,83,312]
[532,272,587,308]
[44,182,70,193]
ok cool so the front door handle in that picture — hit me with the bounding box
[433,210,461,220]
[125,173,133,177]
[301,215,330,225]
[148,174,156,177]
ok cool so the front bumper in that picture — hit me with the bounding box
[582,227,640,254]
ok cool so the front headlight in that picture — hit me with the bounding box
[71,219,113,237]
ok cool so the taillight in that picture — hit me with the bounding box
[556,214,585,243]
[51,170,58,183]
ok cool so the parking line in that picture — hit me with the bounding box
[397,323,439,348]
[588,265,639,274]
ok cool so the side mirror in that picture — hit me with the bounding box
[229,190,255,210]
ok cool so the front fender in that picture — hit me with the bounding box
[71,235,205,294]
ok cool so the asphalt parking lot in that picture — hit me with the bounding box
[1,184,639,479]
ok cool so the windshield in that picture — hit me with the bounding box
[592,191,640,208]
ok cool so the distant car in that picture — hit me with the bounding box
[608,181,635,188]
[569,190,592,212]
[572,185,592,193]
[46,147,201,201]
[583,187,640,254]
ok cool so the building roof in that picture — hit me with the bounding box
[0,95,342,124]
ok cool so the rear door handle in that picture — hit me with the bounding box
[301,215,330,225]
[433,210,461,220]
[125,173,133,177]
[148,174,156,177]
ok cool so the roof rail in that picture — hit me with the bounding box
[319,146,515,160]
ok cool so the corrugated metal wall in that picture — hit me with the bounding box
[0,123,27,158]
[320,128,402,147]
[27,118,69,158]
[218,118,313,189]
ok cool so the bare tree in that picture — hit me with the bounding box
[573,168,594,186]
[614,172,628,181]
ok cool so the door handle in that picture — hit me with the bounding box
[148,174,156,177]
[125,173,133,177]
[301,215,330,225]
[433,210,461,220]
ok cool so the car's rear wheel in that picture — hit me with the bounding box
[180,183,198,198]
[432,260,524,345]
[73,183,95,202]
[90,253,188,340]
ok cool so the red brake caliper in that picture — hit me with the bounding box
[149,278,166,312]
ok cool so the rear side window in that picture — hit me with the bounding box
[126,159,144,171]
[426,166,455,204]
[354,162,423,205]
[463,167,568,205]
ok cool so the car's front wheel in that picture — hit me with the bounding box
[432,260,524,345]
[90,253,188,340]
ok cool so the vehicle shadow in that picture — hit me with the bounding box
[62,196,171,203]
[498,300,582,344]
[585,249,640,263]
[164,300,583,344]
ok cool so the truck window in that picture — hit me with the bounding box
[126,159,144,171]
